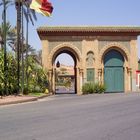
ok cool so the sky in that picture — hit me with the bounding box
[1,0,140,65]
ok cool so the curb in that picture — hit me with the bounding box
[0,94,51,106]
[0,97,38,106]
[37,94,51,99]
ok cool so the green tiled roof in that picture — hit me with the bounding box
[37,26,140,33]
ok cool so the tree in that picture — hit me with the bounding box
[0,50,17,96]
[0,51,4,97]
[0,0,37,94]
[0,22,17,52]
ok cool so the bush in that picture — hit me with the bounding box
[82,83,106,94]
[82,83,94,94]
[34,86,41,93]
[28,84,34,93]
[23,86,28,95]
[98,84,106,93]
[93,83,106,93]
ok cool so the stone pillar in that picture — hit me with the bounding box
[48,69,53,94]
[79,69,84,94]
[76,67,82,95]
[98,68,102,84]
[52,68,56,95]
[127,67,132,91]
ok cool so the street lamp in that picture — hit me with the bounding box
[56,61,60,68]
[55,61,60,93]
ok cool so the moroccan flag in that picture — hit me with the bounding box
[30,0,53,16]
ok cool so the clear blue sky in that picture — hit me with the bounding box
[1,0,140,64]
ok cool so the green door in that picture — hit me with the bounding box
[104,50,124,92]
[104,67,124,92]
[87,68,95,82]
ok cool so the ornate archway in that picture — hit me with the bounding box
[104,50,124,92]
[99,42,130,64]
[47,43,83,95]
[98,42,131,92]
[48,43,82,68]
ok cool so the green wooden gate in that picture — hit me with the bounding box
[104,50,124,92]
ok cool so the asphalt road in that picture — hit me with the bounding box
[0,93,140,140]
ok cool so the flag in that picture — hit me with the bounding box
[30,0,53,16]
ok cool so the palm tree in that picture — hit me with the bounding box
[0,24,17,51]
[0,0,37,94]
[16,0,37,94]
[0,0,9,95]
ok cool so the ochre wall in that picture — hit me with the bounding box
[41,35,138,93]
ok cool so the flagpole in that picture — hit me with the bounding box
[15,0,22,95]
[26,6,29,93]
[21,1,24,94]
[3,0,8,96]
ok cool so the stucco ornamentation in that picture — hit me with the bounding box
[99,42,130,63]
[86,51,94,67]
[48,42,82,67]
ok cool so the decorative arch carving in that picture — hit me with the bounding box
[99,42,130,64]
[48,43,82,67]
[86,51,95,67]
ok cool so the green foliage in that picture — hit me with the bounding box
[64,78,71,88]
[93,83,106,93]
[26,55,49,93]
[23,85,28,95]
[0,51,17,95]
[0,21,47,96]
[82,83,94,94]
[7,52,17,94]
[29,92,46,97]
[0,51,4,96]
[82,82,106,94]
[0,50,49,96]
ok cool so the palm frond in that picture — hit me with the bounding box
[28,12,34,25]
[30,9,37,21]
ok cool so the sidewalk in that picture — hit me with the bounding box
[0,94,49,106]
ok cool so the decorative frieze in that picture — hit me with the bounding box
[48,41,82,53]
[98,41,130,52]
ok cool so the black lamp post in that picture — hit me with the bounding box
[55,61,60,93]
[56,61,60,68]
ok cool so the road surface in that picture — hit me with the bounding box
[0,93,140,140]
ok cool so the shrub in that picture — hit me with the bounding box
[28,84,34,93]
[98,84,106,93]
[23,86,29,95]
[82,83,94,94]
[34,86,41,93]
[93,83,106,93]
[82,83,106,94]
